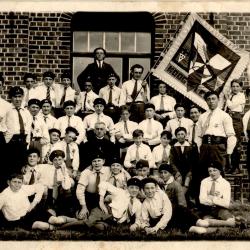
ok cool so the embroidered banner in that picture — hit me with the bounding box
[153,13,249,110]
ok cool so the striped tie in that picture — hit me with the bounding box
[30,116,36,141]
[46,87,51,101]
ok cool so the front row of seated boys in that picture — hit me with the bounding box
[0,147,246,234]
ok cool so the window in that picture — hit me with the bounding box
[71,12,155,89]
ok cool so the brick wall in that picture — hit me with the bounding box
[0,11,249,200]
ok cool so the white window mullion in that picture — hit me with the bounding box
[134,32,137,53]
[103,32,106,49]
[118,32,121,52]
[87,31,90,52]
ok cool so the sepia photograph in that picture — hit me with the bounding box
[0,1,250,249]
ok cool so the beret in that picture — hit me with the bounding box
[93,98,106,106]
[65,126,79,136]
[49,128,61,136]
[28,98,41,107]
[49,150,65,162]
[144,103,155,111]
[110,156,122,165]
[91,151,105,161]
[43,71,55,79]
[141,177,158,188]
[127,178,141,188]
[63,100,76,108]
[41,99,52,106]
[159,163,174,174]
[61,71,71,80]
[136,159,149,169]
[9,86,24,97]
[208,161,223,172]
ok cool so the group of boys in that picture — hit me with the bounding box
[0,50,249,234]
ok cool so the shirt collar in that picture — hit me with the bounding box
[175,141,190,147]
[209,175,222,183]
[165,176,174,185]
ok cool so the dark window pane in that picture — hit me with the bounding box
[105,32,119,52]
[129,58,151,80]
[121,32,135,52]
[73,32,88,52]
[136,33,151,53]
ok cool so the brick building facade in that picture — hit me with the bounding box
[0,11,249,200]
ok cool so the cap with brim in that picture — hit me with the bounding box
[136,159,149,169]
[94,98,106,106]
[63,100,76,108]
[28,98,41,108]
[110,156,122,165]
[41,99,52,106]
[43,71,55,79]
[91,151,105,161]
[141,177,158,188]
[9,86,24,97]
[159,163,174,174]
[127,178,141,188]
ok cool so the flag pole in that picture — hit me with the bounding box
[132,12,191,102]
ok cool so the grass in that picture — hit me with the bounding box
[1,201,250,241]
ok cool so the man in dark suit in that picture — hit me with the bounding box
[77,47,118,94]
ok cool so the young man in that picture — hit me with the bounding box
[138,103,163,147]
[196,91,236,179]
[150,82,176,127]
[28,98,50,153]
[4,87,32,176]
[83,98,115,142]
[108,156,131,189]
[76,152,112,221]
[133,160,150,180]
[223,79,245,174]
[165,103,193,141]
[121,64,150,123]
[124,129,154,170]
[152,130,172,168]
[54,71,81,118]
[158,164,212,234]
[170,127,193,194]
[198,161,238,228]
[59,126,80,179]
[141,177,172,235]
[99,72,122,123]
[39,99,58,130]
[98,177,142,232]
[77,76,98,119]
[0,173,44,230]
[34,71,57,108]
[77,47,117,93]
[56,100,85,145]
[41,128,62,164]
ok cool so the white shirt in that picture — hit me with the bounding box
[99,181,142,226]
[141,189,172,230]
[29,114,50,143]
[41,141,63,163]
[22,86,41,107]
[108,171,131,190]
[224,92,246,113]
[76,166,111,206]
[124,143,154,168]
[79,90,99,112]
[54,84,80,110]
[120,79,150,104]
[188,121,199,144]
[32,84,57,107]
[4,104,32,143]
[22,165,42,185]
[199,176,231,209]
[99,85,122,107]
[0,184,44,221]
[150,94,176,118]
[165,117,193,139]
[152,144,171,166]
[114,120,138,142]
[58,140,80,171]
[243,109,250,138]
[0,98,11,132]
[138,118,163,145]
[38,112,57,131]
[196,107,236,154]
[56,115,85,144]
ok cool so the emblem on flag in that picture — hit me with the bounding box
[153,13,249,110]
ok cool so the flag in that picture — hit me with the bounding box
[153,13,249,110]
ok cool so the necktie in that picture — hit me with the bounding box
[98,61,102,69]
[178,118,181,127]
[95,171,100,192]
[46,87,51,101]
[146,119,152,135]
[83,92,87,111]
[30,116,36,141]
[111,175,117,187]
[43,144,52,163]
[68,116,71,127]
[162,146,168,162]
[52,169,58,201]
[160,95,165,111]
[108,87,113,104]
[16,108,25,134]
[192,123,196,143]
[209,180,216,196]
[65,143,71,168]
[29,169,35,185]
[131,80,138,100]
[135,146,140,161]
[44,115,47,123]
[203,111,212,136]
[97,114,100,123]
[124,121,129,134]
[60,86,67,107]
